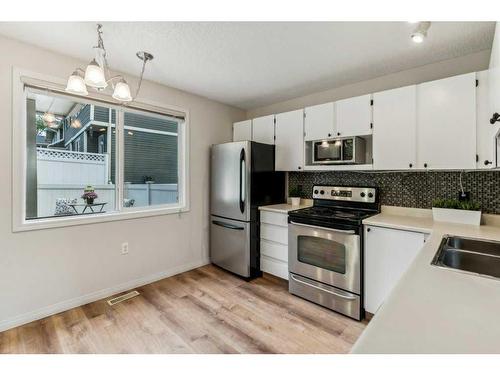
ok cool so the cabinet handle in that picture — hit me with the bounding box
[366,227,371,232]
[328,133,331,137]
[298,166,302,170]
[409,163,413,168]
[424,163,428,168]
[484,160,493,166]
[337,132,341,136]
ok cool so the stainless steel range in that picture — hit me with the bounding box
[288,185,380,320]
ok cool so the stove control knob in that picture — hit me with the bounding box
[360,192,366,198]
[314,189,319,195]
[320,190,325,195]
[368,192,374,198]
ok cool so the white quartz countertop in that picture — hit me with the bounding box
[258,202,312,213]
[353,210,500,353]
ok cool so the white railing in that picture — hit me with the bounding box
[36,183,178,217]
[124,183,178,207]
[37,147,109,185]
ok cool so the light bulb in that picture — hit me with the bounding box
[411,31,425,43]
[65,71,88,96]
[112,79,133,102]
[84,59,107,89]
[42,112,56,124]
[71,119,82,129]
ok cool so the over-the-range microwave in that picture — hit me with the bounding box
[312,136,366,164]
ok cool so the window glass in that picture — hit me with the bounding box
[123,111,179,208]
[26,90,116,219]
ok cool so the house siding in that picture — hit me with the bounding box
[111,131,178,184]
[64,104,91,143]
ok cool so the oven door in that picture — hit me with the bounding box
[312,140,342,164]
[288,221,361,294]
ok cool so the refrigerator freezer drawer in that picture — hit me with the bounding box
[210,216,251,277]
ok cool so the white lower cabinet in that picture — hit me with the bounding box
[260,210,289,279]
[364,225,426,314]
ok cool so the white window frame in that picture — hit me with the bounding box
[12,68,190,232]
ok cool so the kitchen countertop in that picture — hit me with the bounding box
[258,201,312,213]
[352,208,500,353]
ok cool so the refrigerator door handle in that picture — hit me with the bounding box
[212,220,245,231]
[239,148,246,214]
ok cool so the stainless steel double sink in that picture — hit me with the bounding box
[431,235,500,280]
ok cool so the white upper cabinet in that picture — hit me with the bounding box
[373,86,417,170]
[489,22,500,125]
[336,94,372,137]
[476,70,497,169]
[416,73,477,170]
[304,102,335,141]
[252,115,275,144]
[232,120,252,141]
[275,109,304,171]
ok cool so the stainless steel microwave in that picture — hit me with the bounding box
[312,137,366,164]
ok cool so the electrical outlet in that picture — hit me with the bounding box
[121,242,129,255]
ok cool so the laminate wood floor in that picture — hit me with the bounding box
[0,265,367,354]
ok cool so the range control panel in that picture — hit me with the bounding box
[312,185,377,203]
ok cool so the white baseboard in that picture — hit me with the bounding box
[0,259,210,333]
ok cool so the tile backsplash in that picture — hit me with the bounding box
[288,171,500,214]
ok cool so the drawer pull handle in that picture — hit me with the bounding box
[290,274,357,300]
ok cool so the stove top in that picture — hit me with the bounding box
[288,185,380,227]
[289,205,377,224]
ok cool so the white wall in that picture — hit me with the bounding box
[246,50,491,118]
[0,34,245,330]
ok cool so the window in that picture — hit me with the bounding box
[15,76,188,231]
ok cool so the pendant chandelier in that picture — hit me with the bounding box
[65,24,154,102]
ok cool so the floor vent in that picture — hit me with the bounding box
[107,290,140,306]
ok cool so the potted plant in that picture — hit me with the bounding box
[82,186,98,205]
[432,198,481,226]
[289,186,302,206]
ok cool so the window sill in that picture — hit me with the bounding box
[13,204,190,232]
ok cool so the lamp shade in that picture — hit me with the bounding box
[84,59,107,89]
[112,79,133,102]
[65,71,88,96]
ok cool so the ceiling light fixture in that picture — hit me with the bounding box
[65,24,154,103]
[411,22,431,44]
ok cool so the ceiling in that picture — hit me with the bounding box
[27,92,76,116]
[1,22,495,110]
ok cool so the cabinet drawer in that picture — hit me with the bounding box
[261,256,288,280]
[260,240,288,262]
[260,223,288,245]
[260,211,288,227]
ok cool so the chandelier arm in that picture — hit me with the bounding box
[133,58,148,101]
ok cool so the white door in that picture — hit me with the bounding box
[373,86,417,170]
[304,102,335,141]
[252,115,275,144]
[336,94,372,137]
[233,120,252,141]
[476,70,497,168]
[417,73,477,170]
[364,225,425,315]
[275,109,304,171]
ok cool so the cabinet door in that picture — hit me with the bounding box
[336,94,372,137]
[417,73,476,170]
[304,102,335,141]
[275,109,304,171]
[252,115,275,144]
[233,120,252,141]
[373,86,417,170]
[476,70,497,169]
[364,225,425,315]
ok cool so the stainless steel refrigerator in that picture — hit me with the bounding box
[210,141,286,278]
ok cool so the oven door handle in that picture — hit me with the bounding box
[290,274,357,300]
[289,221,356,234]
